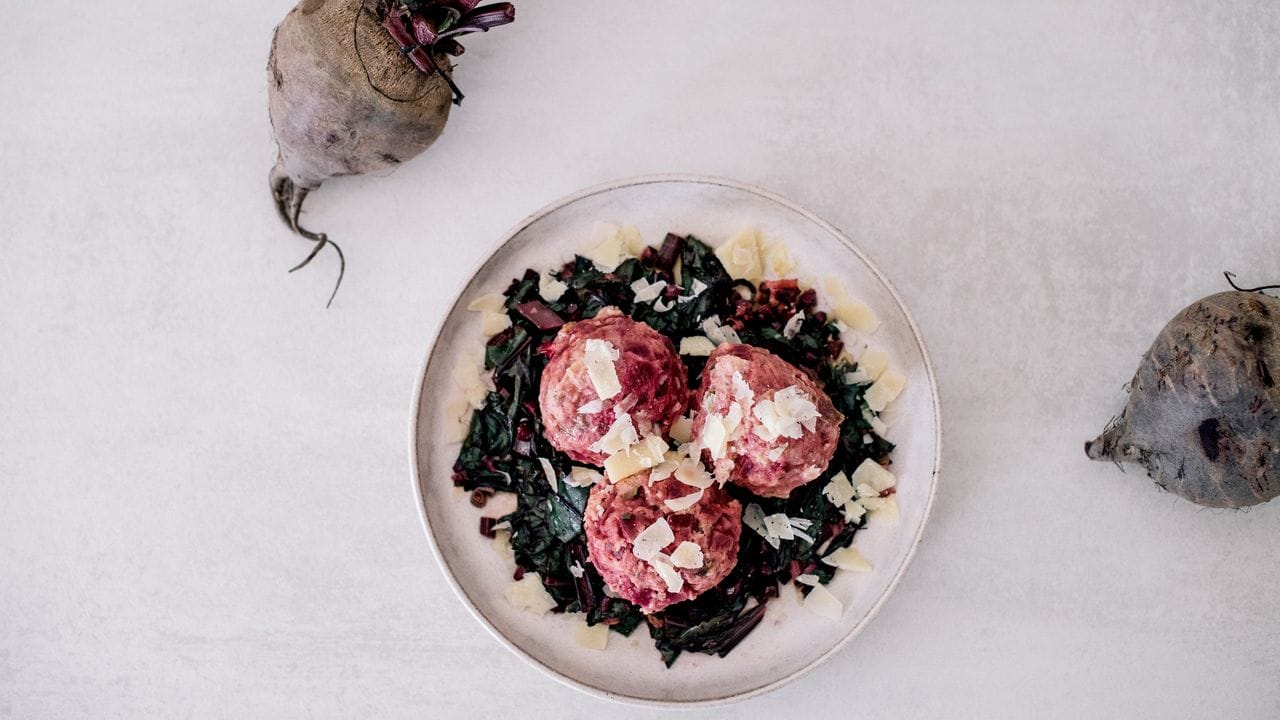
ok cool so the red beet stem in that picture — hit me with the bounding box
[516,300,565,330]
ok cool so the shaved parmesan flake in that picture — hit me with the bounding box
[763,513,795,542]
[480,310,511,337]
[649,553,684,593]
[842,501,867,523]
[870,495,900,525]
[670,541,705,569]
[752,386,820,442]
[824,277,848,301]
[569,561,585,578]
[804,583,843,620]
[823,471,856,506]
[578,399,604,415]
[649,461,677,482]
[782,311,805,339]
[603,435,668,483]
[664,489,703,511]
[857,495,887,512]
[701,316,741,345]
[583,339,622,400]
[679,336,716,357]
[631,518,674,561]
[444,397,473,443]
[653,297,675,313]
[865,370,906,412]
[795,573,820,587]
[858,349,891,381]
[586,222,630,271]
[763,240,795,276]
[851,458,896,492]
[743,503,767,538]
[674,458,714,489]
[503,573,557,615]
[731,371,754,405]
[855,482,879,499]
[452,357,495,409]
[862,408,888,436]
[716,228,765,283]
[822,546,872,572]
[630,277,668,303]
[834,300,880,335]
[619,225,646,256]
[575,621,609,651]
[538,458,560,493]
[539,272,567,302]
[491,529,514,562]
[700,414,730,459]
[467,293,505,313]
[590,411,638,455]
[566,466,603,488]
[843,369,873,385]
[765,446,785,462]
[669,416,694,444]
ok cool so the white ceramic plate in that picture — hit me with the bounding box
[410,175,940,706]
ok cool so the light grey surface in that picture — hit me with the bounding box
[2,0,1278,718]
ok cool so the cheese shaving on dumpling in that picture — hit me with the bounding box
[648,553,684,593]
[582,339,622,400]
[578,399,604,414]
[669,541,705,569]
[674,458,714,489]
[731,371,754,405]
[678,336,716,357]
[663,488,703,511]
[765,446,785,462]
[590,411,637,455]
[669,416,694,443]
[631,518,674,561]
[751,386,820,442]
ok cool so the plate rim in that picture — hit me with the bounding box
[408,173,942,707]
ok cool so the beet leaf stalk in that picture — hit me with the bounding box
[267,0,514,307]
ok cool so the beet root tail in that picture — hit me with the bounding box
[270,163,345,308]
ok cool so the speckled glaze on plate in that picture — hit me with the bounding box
[410,175,941,706]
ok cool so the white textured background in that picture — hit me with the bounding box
[3,0,1279,717]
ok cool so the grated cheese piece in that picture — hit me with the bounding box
[586,222,630,271]
[673,458,714,489]
[763,239,795,277]
[823,471,856,506]
[503,573,557,615]
[782,311,805,339]
[842,501,867,523]
[648,553,684,593]
[822,546,872,572]
[870,495,900,525]
[569,561,585,578]
[731,371,754,405]
[491,529,514,562]
[566,466,604,488]
[843,369,873,385]
[858,349,892,381]
[578,399,604,415]
[743,503,768,539]
[765,446,785,462]
[715,228,765,283]
[752,386,820,442]
[763,513,795,542]
[603,434,668,483]
[834,300,880,335]
[538,457,560,493]
[795,573,820,587]
[589,411,637,456]
[480,310,512,337]
[583,339,622,400]
[862,408,888,436]
[804,583,844,620]
[669,541,705,569]
[865,370,906,412]
[444,397,473,443]
[669,416,694,443]
[700,316,741,345]
[631,518,674,561]
[664,489,703,511]
[630,277,668,303]
[575,620,609,651]
[540,276,567,304]
[851,458,896,493]
[467,293,505,313]
[619,225,646,256]
[679,336,716,357]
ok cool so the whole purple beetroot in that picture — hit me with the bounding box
[267,0,514,305]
